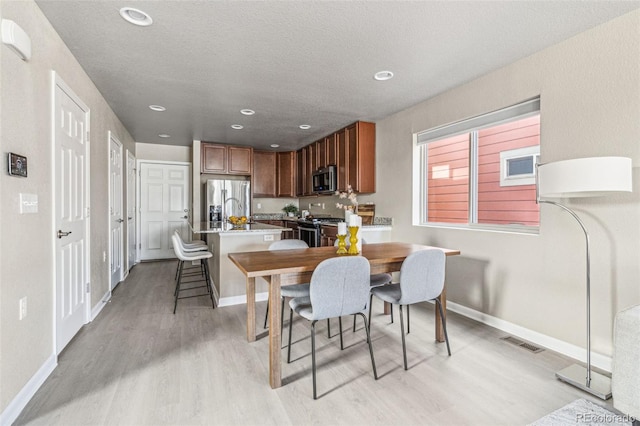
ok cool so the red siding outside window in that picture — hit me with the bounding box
[425,115,540,227]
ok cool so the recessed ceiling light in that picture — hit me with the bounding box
[149,105,166,112]
[270,144,280,148]
[299,124,311,130]
[231,124,243,130]
[158,134,170,138]
[119,7,153,26]
[374,70,394,81]
[240,109,255,115]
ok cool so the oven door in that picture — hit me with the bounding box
[298,226,320,248]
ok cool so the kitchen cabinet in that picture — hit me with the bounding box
[201,142,252,175]
[276,151,296,198]
[295,149,305,197]
[320,224,338,247]
[303,145,315,196]
[316,138,327,169]
[346,121,376,193]
[253,151,277,197]
[326,133,337,167]
[336,128,348,191]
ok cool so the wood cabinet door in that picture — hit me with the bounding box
[304,145,315,195]
[201,143,227,173]
[346,122,376,193]
[316,139,327,169]
[326,133,337,166]
[253,150,277,197]
[276,151,295,197]
[295,149,305,197]
[228,146,252,175]
[336,129,348,191]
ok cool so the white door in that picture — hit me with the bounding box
[54,73,90,353]
[109,133,123,289]
[139,162,191,260]
[126,150,137,271]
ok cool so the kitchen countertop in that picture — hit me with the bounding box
[191,221,288,234]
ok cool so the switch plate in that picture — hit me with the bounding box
[257,203,262,209]
[19,297,27,320]
[19,193,38,213]
[264,234,274,242]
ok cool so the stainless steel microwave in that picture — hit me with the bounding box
[312,165,336,193]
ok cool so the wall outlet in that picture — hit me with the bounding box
[257,203,262,210]
[264,234,274,241]
[19,297,27,320]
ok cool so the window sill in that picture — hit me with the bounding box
[415,222,539,236]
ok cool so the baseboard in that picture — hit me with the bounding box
[91,290,111,321]
[217,291,268,308]
[446,301,612,372]
[0,353,57,426]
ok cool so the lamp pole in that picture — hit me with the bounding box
[535,163,611,399]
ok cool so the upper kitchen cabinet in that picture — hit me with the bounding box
[296,149,305,197]
[254,150,297,198]
[276,151,296,198]
[201,142,252,175]
[253,150,277,197]
[346,121,375,193]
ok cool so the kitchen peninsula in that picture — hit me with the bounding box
[191,221,289,305]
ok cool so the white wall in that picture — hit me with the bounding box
[0,0,135,417]
[375,10,640,359]
[136,142,191,163]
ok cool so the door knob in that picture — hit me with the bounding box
[116,218,124,223]
[127,216,132,220]
[57,230,72,239]
[181,216,188,219]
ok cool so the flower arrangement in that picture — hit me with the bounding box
[335,185,358,212]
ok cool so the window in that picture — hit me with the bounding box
[416,98,540,231]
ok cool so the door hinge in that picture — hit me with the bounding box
[86,131,90,142]
[86,282,90,293]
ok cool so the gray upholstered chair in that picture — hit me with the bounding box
[171,234,215,314]
[263,239,314,339]
[333,238,393,329]
[369,248,451,370]
[287,256,378,399]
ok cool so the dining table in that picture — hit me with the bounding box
[228,241,460,389]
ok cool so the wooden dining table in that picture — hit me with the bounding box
[228,241,460,389]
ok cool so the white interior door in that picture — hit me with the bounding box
[126,150,137,271]
[54,73,90,353]
[139,162,191,260]
[109,133,123,289]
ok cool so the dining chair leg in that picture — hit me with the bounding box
[435,299,452,356]
[311,320,318,400]
[357,312,378,380]
[263,298,269,329]
[390,304,394,323]
[174,261,183,297]
[174,259,181,280]
[327,318,332,338]
[399,304,408,370]
[338,317,344,350]
[368,295,374,327]
[407,304,411,334]
[287,306,294,363]
[352,314,357,332]
[280,297,286,344]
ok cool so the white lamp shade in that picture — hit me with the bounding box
[538,157,633,198]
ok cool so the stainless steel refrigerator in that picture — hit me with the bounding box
[206,179,251,222]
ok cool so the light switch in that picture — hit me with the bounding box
[19,193,38,214]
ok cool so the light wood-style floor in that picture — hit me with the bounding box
[15,260,614,425]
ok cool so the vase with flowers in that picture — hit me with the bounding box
[335,184,358,214]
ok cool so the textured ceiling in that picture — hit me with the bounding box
[35,0,640,150]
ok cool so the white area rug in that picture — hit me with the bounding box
[531,399,634,426]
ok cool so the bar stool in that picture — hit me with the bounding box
[173,230,208,280]
[172,234,215,314]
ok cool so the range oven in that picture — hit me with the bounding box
[297,217,343,247]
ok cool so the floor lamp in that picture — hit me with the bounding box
[536,156,633,400]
